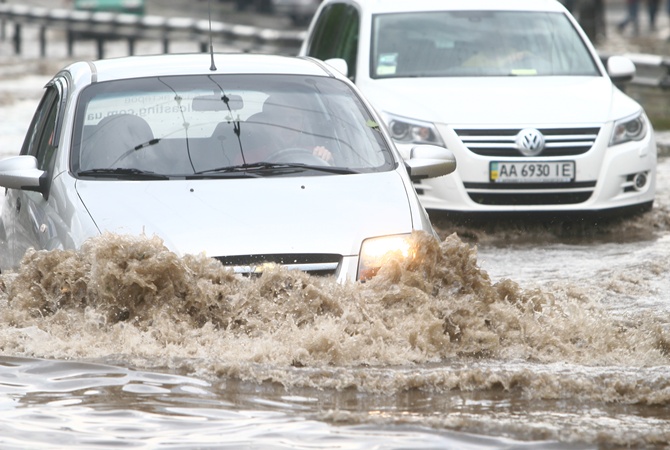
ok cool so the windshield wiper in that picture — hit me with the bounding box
[193,162,297,175]
[187,162,267,178]
[77,168,169,180]
[108,138,163,167]
[276,163,359,174]
[192,162,359,176]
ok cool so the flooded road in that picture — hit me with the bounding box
[1,74,669,448]
[1,16,670,450]
[1,224,669,449]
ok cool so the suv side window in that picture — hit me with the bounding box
[306,3,360,80]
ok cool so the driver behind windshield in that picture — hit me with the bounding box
[242,93,334,164]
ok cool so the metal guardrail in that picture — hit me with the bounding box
[624,53,670,89]
[599,52,670,90]
[0,3,305,59]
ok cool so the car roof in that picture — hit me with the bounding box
[322,0,567,14]
[62,53,334,85]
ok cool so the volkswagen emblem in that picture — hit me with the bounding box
[515,128,545,156]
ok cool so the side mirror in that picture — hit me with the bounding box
[324,58,348,77]
[0,155,44,191]
[405,145,457,181]
[607,55,636,84]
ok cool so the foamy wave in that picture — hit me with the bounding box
[0,232,668,400]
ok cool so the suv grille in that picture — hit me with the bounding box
[466,191,594,205]
[460,180,597,206]
[455,127,600,157]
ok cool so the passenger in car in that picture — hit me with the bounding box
[80,113,156,170]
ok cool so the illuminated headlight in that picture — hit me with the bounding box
[610,112,647,146]
[381,112,444,146]
[357,234,415,281]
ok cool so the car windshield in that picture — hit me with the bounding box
[72,74,394,177]
[371,10,600,78]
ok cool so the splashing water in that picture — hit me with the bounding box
[1,232,668,395]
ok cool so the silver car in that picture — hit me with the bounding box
[0,53,455,282]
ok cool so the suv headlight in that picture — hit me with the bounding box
[357,234,415,281]
[610,111,647,146]
[381,112,445,146]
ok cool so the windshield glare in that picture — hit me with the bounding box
[371,10,600,78]
[73,74,394,177]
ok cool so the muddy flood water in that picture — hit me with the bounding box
[1,70,670,449]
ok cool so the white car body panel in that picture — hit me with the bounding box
[75,173,412,258]
[358,77,621,126]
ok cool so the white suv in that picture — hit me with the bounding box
[300,0,657,217]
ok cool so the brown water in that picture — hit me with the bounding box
[1,215,669,448]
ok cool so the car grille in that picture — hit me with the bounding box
[461,180,597,205]
[455,127,600,157]
[215,253,341,277]
[440,126,601,206]
[466,191,594,205]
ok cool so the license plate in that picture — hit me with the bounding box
[490,161,575,183]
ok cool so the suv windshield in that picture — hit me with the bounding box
[72,74,394,178]
[371,10,600,78]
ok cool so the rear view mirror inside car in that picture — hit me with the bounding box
[192,94,244,111]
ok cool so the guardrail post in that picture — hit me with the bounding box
[39,26,46,57]
[0,0,4,41]
[12,22,20,55]
[96,37,104,59]
[67,30,74,57]
[128,37,136,56]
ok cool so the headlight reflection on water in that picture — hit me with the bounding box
[357,234,415,281]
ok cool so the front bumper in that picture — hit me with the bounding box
[403,121,657,214]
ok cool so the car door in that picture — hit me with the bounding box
[4,79,66,268]
[303,2,360,81]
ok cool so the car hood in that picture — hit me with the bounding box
[360,76,632,125]
[75,172,413,258]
